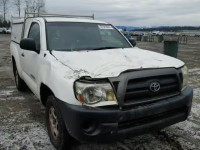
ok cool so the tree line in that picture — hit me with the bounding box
[0,0,46,27]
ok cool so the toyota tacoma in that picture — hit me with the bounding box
[10,13,193,149]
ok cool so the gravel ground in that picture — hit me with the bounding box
[0,34,200,150]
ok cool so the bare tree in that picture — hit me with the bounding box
[0,0,10,21]
[25,0,45,13]
[0,15,3,23]
[24,0,29,12]
[36,0,45,13]
[13,0,24,17]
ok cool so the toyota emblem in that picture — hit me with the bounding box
[150,82,161,93]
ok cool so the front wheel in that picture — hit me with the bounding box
[46,96,72,150]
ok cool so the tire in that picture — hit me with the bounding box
[46,95,72,150]
[13,62,26,91]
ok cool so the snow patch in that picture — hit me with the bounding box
[0,96,25,101]
[189,68,200,75]
[0,123,54,150]
[0,89,16,96]
[189,68,200,73]
[193,88,200,99]
[7,96,25,100]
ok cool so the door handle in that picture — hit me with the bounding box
[21,53,25,57]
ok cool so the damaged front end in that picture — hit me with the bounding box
[73,67,186,108]
[56,68,193,142]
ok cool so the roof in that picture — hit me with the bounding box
[44,17,108,24]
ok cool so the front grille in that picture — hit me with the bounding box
[109,68,182,107]
[124,75,180,105]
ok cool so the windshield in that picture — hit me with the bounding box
[46,22,132,51]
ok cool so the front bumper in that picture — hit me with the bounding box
[57,87,193,142]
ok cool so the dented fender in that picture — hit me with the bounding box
[37,51,82,105]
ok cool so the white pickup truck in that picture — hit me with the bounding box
[10,13,193,149]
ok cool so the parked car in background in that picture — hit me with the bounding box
[194,33,200,37]
[152,31,164,35]
[124,33,132,40]
[0,28,11,34]
[0,28,6,33]
[5,28,11,34]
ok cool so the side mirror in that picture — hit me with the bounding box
[129,38,136,47]
[20,38,39,53]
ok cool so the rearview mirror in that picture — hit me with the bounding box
[20,38,39,53]
[129,38,136,47]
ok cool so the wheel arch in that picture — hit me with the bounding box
[12,56,16,73]
[40,83,54,106]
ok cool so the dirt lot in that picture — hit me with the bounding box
[0,34,200,150]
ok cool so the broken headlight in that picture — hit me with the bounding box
[74,81,117,105]
[181,65,189,90]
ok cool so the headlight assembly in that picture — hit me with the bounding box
[74,81,117,105]
[181,66,189,90]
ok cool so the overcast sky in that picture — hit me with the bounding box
[47,0,199,26]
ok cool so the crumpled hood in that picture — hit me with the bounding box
[52,47,184,78]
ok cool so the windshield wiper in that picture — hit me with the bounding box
[92,47,122,50]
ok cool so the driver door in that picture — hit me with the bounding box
[21,21,41,94]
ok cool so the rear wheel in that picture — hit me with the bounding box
[13,62,26,91]
[46,95,72,150]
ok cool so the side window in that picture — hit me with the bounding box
[28,23,40,50]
